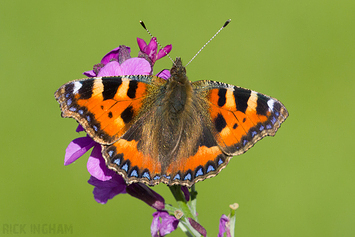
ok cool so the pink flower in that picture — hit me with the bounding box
[87,174,127,204]
[64,125,116,181]
[96,57,151,77]
[126,183,165,210]
[137,37,172,67]
[218,215,231,237]
[151,211,179,237]
[83,46,132,77]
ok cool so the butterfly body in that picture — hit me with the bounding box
[55,57,288,187]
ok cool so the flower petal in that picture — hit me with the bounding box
[188,218,206,237]
[156,44,172,60]
[151,212,161,237]
[156,69,170,80]
[97,61,123,77]
[126,183,165,210]
[159,212,179,236]
[87,144,115,181]
[137,38,147,51]
[64,136,95,165]
[181,186,190,201]
[121,57,151,75]
[151,211,178,237]
[83,70,97,77]
[76,125,84,133]
[88,174,127,204]
[218,214,230,237]
[146,37,158,58]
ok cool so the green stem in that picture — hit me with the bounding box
[169,185,203,237]
[169,185,194,219]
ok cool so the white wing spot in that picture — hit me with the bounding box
[73,82,82,94]
[267,99,275,111]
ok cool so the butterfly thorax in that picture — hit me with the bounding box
[164,58,191,114]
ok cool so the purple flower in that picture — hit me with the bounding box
[137,37,172,67]
[64,127,115,181]
[96,57,151,77]
[126,183,165,210]
[88,174,127,204]
[188,218,207,237]
[156,69,171,80]
[83,46,132,77]
[151,211,179,237]
[218,215,231,237]
[181,186,190,201]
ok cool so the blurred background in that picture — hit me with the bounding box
[1,0,354,236]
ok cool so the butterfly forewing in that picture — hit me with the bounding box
[193,80,288,156]
[54,75,163,145]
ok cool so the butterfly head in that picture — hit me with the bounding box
[170,57,187,83]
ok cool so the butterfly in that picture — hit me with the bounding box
[55,56,288,187]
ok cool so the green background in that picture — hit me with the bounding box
[1,0,354,236]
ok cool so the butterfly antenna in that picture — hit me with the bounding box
[139,20,175,64]
[185,19,231,67]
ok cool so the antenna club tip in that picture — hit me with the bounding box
[140,20,147,29]
[223,19,231,28]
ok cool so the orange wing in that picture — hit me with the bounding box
[103,80,288,188]
[55,75,165,144]
[55,76,288,188]
[55,75,169,185]
[151,80,289,187]
[194,80,288,155]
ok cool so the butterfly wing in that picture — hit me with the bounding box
[55,75,170,185]
[55,75,165,144]
[130,80,288,187]
[55,75,288,188]
[165,80,289,186]
[194,80,288,155]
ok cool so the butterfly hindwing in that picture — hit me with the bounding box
[103,118,230,187]
[102,115,163,186]
[164,124,229,187]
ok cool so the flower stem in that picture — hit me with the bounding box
[169,185,203,237]
[169,185,194,218]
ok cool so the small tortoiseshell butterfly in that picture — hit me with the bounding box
[55,23,288,188]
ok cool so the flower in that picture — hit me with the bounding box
[181,186,190,201]
[151,211,179,237]
[96,57,151,77]
[83,46,132,77]
[83,45,151,78]
[88,174,127,204]
[126,183,165,210]
[64,125,115,181]
[218,215,231,237]
[188,218,207,237]
[137,37,172,68]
